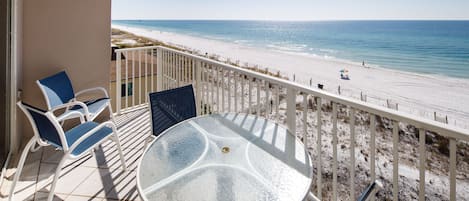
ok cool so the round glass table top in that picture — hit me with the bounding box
[137,113,313,201]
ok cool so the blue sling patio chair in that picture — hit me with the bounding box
[9,102,126,201]
[148,84,197,137]
[36,70,114,122]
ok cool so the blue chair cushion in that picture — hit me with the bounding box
[38,71,75,109]
[65,122,113,156]
[22,102,63,148]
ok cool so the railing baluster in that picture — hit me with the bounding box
[138,50,142,105]
[216,66,220,113]
[393,120,399,201]
[151,48,154,92]
[132,51,135,107]
[171,52,174,88]
[316,97,322,199]
[257,79,261,116]
[302,93,308,149]
[183,56,186,84]
[211,65,215,112]
[332,102,338,201]
[286,88,297,135]
[201,64,205,114]
[248,77,252,114]
[449,138,456,201]
[156,48,162,92]
[171,51,174,88]
[195,59,201,115]
[187,57,190,83]
[125,51,129,109]
[166,51,169,90]
[241,75,245,112]
[177,53,180,86]
[116,50,121,114]
[163,51,167,90]
[174,53,177,87]
[206,64,209,114]
[234,72,238,112]
[167,51,170,89]
[181,55,184,85]
[350,108,356,201]
[222,69,225,112]
[419,128,426,201]
[265,82,270,117]
[175,54,179,87]
[164,51,168,89]
[275,85,279,120]
[370,114,376,201]
[228,71,231,112]
[179,54,183,85]
[144,49,148,98]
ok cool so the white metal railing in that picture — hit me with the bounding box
[114,46,469,201]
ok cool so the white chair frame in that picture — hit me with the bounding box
[37,77,116,123]
[9,102,127,201]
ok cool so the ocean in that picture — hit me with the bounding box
[112,20,469,79]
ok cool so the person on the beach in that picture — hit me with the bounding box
[362,60,365,67]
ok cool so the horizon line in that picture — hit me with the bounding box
[111,18,469,22]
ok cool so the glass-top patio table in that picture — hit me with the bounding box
[137,113,313,201]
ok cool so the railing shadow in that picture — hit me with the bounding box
[214,113,312,178]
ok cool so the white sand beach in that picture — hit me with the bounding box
[112,24,469,128]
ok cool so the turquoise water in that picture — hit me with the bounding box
[112,20,469,79]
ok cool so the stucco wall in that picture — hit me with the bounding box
[18,0,111,148]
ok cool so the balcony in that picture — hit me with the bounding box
[2,45,469,200]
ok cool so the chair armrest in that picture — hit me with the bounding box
[357,180,383,201]
[51,101,91,119]
[75,87,109,98]
[67,121,116,153]
[56,111,85,123]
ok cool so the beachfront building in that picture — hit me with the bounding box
[1,1,468,201]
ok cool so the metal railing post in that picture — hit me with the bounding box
[115,51,122,115]
[286,87,297,135]
[156,48,163,92]
[195,60,202,115]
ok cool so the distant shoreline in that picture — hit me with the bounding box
[112,24,469,129]
[112,20,469,79]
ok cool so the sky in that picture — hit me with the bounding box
[112,0,469,21]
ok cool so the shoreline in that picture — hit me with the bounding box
[112,24,469,128]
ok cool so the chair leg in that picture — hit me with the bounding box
[47,155,68,201]
[8,138,36,201]
[113,133,127,171]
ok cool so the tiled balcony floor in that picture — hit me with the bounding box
[1,108,150,201]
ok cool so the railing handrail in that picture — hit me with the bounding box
[115,46,160,52]
[119,45,469,141]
